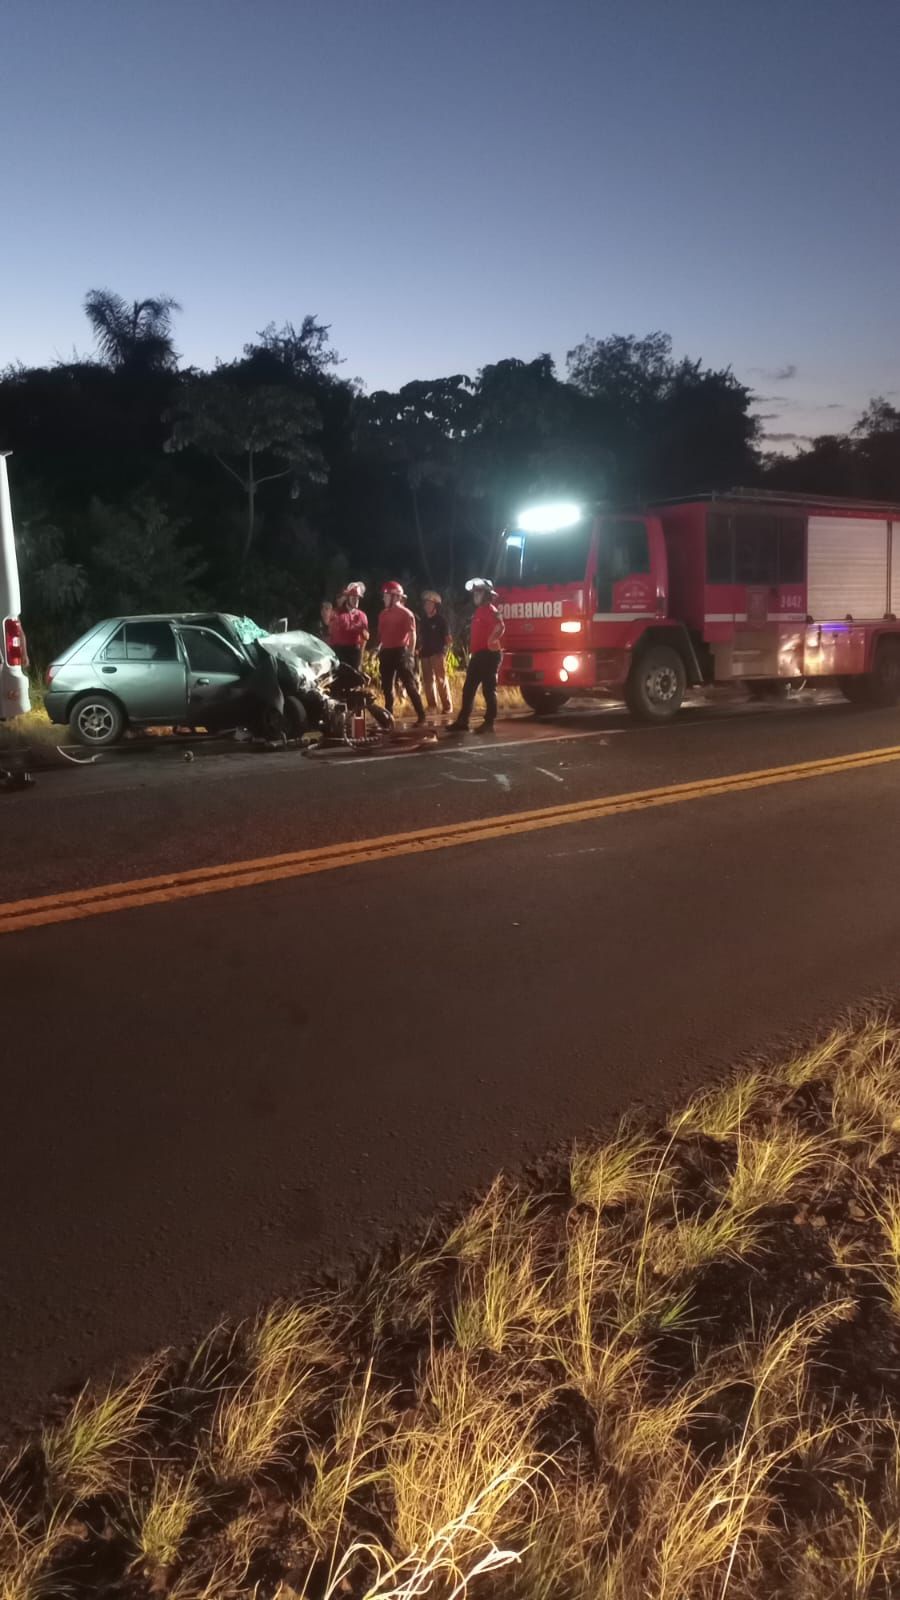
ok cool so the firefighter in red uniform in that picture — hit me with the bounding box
[376,581,427,724]
[448,578,505,734]
[328,582,369,669]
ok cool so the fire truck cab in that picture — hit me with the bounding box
[497,491,900,721]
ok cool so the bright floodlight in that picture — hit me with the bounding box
[516,502,583,533]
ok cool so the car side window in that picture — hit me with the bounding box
[101,626,127,661]
[181,629,243,674]
[125,622,178,662]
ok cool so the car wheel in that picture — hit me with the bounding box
[283,695,308,738]
[70,693,126,748]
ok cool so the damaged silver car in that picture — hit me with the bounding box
[44,613,339,747]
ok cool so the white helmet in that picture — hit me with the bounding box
[465,577,496,596]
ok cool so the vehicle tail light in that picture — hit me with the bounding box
[46,664,57,686]
[561,620,582,634]
[4,617,27,669]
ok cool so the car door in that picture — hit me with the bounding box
[177,626,248,723]
[95,620,188,722]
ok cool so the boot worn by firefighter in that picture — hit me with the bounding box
[473,721,495,736]
[446,719,469,734]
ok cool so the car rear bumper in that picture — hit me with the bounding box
[43,690,71,725]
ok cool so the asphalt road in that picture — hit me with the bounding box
[4,690,900,1430]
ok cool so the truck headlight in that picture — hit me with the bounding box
[562,654,581,672]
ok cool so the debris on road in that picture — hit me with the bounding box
[56,746,102,765]
[0,765,33,791]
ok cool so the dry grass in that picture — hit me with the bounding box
[126,1467,205,1574]
[8,1011,900,1598]
[206,1303,340,1481]
[0,1501,70,1600]
[41,1361,160,1499]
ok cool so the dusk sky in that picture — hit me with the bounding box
[3,0,898,450]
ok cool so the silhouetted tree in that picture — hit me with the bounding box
[242,318,344,385]
[164,372,326,568]
[84,290,182,372]
[359,376,475,584]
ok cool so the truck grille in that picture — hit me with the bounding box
[509,653,534,669]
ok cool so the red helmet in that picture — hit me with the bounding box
[381,579,405,596]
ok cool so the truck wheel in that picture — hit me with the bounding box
[867,641,900,707]
[839,677,870,705]
[70,693,126,748]
[521,688,570,715]
[626,646,686,723]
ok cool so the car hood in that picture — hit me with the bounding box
[258,629,337,686]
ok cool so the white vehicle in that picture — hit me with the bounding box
[0,451,30,719]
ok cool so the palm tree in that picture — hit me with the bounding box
[83,289,182,372]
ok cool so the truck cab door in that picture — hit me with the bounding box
[594,518,656,618]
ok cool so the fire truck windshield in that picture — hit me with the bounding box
[499,522,592,587]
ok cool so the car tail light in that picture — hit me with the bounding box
[4,617,26,669]
[46,664,57,686]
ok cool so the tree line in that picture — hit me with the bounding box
[2,291,897,662]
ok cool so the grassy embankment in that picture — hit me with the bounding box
[0,684,62,765]
[5,1013,900,1597]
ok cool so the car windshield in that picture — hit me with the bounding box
[226,614,268,646]
[499,522,593,586]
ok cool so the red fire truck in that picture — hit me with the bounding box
[496,489,900,721]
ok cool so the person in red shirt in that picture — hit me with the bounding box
[377,581,426,724]
[448,578,505,734]
[327,582,369,669]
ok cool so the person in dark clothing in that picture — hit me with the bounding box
[448,578,505,734]
[377,581,426,723]
[417,590,453,715]
[328,582,369,669]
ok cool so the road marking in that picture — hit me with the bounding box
[537,766,565,783]
[5,740,900,937]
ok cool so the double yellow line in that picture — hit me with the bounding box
[5,741,900,937]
